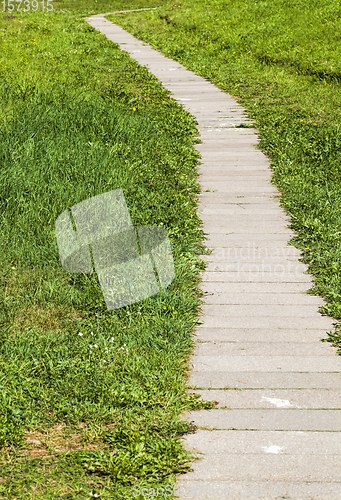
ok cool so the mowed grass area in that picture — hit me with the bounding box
[0,4,214,499]
[110,0,341,346]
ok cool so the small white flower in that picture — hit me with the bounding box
[102,360,106,363]
[89,344,93,348]
[78,332,83,336]
[94,344,98,348]
[108,69,111,71]
[137,311,141,315]
[110,337,114,342]
[90,332,94,336]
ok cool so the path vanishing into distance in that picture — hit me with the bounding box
[86,13,341,500]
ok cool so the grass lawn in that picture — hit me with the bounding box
[0,2,213,498]
[108,0,341,347]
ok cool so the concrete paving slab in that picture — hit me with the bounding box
[183,429,341,452]
[199,282,313,294]
[201,292,324,305]
[174,480,341,500]
[193,342,338,357]
[192,390,341,409]
[197,207,287,216]
[176,458,341,487]
[198,135,258,141]
[199,183,278,193]
[197,205,290,214]
[199,199,282,208]
[185,112,250,120]
[191,372,341,389]
[168,88,232,94]
[198,192,280,200]
[187,110,248,116]
[201,244,302,255]
[199,246,301,258]
[199,202,286,211]
[194,143,262,148]
[182,408,341,431]
[195,128,258,134]
[197,122,257,127]
[174,97,239,104]
[190,355,341,373]
[193,119,253,126]
[199,316,333,330]
[197,122,259,128]
[184,104,247,110]
[197,139,262,145]
[198,125,256,131]
[163,81,220,87]
[200,304,323,318]
[196,153,271,161]
[204,236,296,248]
[194,328,331,343]
[195,129,259,136]
[199,271,312,283]
[202,264,309,275]
[198,172,273,178]
[201,222,291,234]
[197,160,270,166]
[194,145,265,154]
[202,262,308,276]
[198,168,273,175]
[199,121,255,128]
[198,117,255,123]
[199,256,302,266]
[202,264,309,276]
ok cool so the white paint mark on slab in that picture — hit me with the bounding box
[262,445,284,454]
[261,396,293,408]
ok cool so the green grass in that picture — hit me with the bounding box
[3,0,341,496]
[0,6,213,499]
[108,0,341,346]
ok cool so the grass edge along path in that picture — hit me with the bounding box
[106,0,341,353]
[0,7,214,499]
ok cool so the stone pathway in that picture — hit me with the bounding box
[86,14,341,500]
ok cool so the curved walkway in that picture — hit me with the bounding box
[86,14,341,499]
